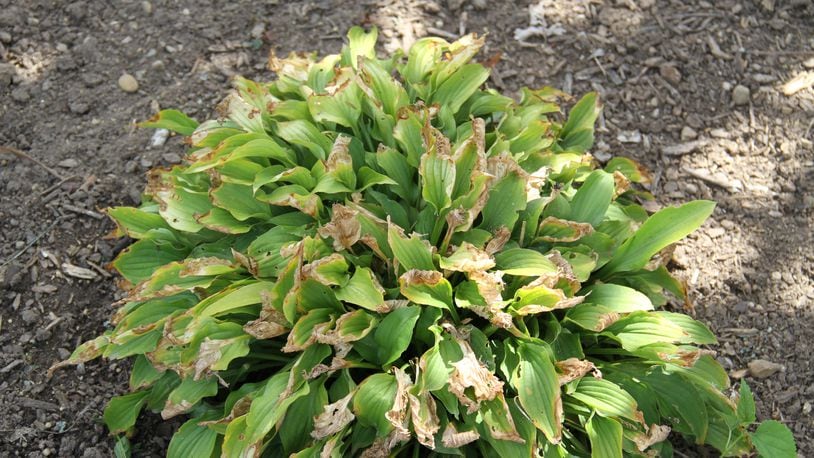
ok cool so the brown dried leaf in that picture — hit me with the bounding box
[556,358,601,385]
[632,424,671,452]
[484,226,512,255]
[312,392,355,440]
[537,216,594,243]
[318,204,362,251]
[408,391,440,449]
[385,367,413,436]
[448,341,504,413]
[440,242,495,273]
[441,423,480,448]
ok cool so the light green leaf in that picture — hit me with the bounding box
[353,373,397,435]
[495,248,558,276]
[737,381,756,425]
[419,146,456,214]
[399,270,454,309]
[750,420,797,458]
[586,415,622,458]
[581,283,653,312]
[335,267,385,311]
[167,415,219,458]
[570,170,614,227]
[515,342,562,443]
[388,225,435,271]
[570,377,643,424]
[140,109,198,135]
[599,201,715,277]
[104,391,150,434]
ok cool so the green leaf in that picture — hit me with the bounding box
[167,415,219,458]
[431,63,490,114]
[399,270,454,309]
[495,248,558,276]
[515,342,562,443]
[275,120,333,161]
[419,147,456,214]
[599,201,715,277]
[388,226,435,271]
[737,381,756,425]
[353,373,397,435]
[104,391,150,434]
[560,93,600,142]
[344,26,377,69]
[162,376,219,418]
[140,109,199,135]
[750,420,797,458]
[358,166,398,191]
[335,267,385,311]
[581,283,653,312]
[279,380,329,454]
[479,170,527,232]
[570,170,614,227]
[113,436,131,458]
[570,377,642,424]
[586,415,622,458]
[354,306,421,366]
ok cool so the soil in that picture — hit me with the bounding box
[1,0,812,456]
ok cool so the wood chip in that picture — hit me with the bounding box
[683,166,744,192]
[662,139,710,156]
[780,71,814,96]
[747,359,784,378]
[61,263,98,280]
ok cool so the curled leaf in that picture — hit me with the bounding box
[312,392,355,440]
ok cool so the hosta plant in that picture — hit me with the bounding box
[52,28,796,457]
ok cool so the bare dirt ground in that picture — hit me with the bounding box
[1,0,812,456]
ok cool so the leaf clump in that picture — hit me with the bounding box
[55,27,795,457]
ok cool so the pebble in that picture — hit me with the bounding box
[617,130,642,143]
[472,0,488,9]
[659,64,682,85]
[58,158,79,168]
[162,152,182,164]
[124,160,138,174]
[151,129,170,147]
[680,126,697,141]
[0,63,14,86]
[0,31,10,44]
[141,1,153,15]
[732,84,750,105]
[748,359,783,378]
[11,87,30,102]
[805,57,814,69]
[69,101,90,115]
[118,73,139,93]
[81,72,103,87]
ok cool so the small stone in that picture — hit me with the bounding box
[707,227,726,238]
[11,87,30,102]
[803,402,812,415]
[162,152,182,164]
[58,158,79,168]
[472,0,488,9]
[732,84,750,105]
[760,0,775,12]
[805,57,814,69]
[69,101,90,115]
[141,1,152,15]
[124,160,138,174]
[680,126,697,141]
[81,72,103,87]
[747,359,783,379]
[118,73,139,93]
[21,308,38,324]
[770,271,782,281]
[659,64,682,85]
[617,130,642,144]
[0,63,14,86]
[151,129,170,147]
[0,31,11,43]
[140,157,153,169]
